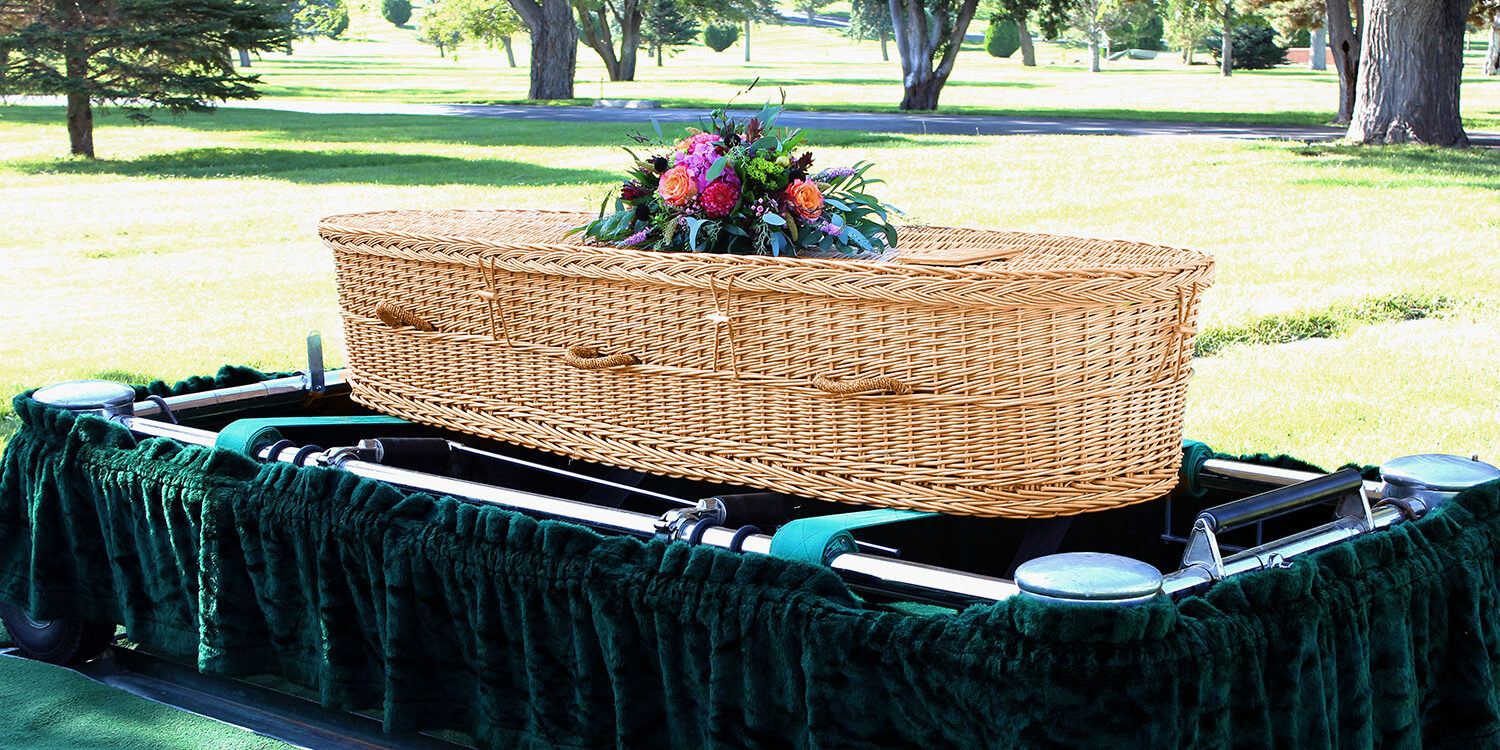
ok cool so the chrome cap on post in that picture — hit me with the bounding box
[1014,552,1164,605]
[1381,454,1500,512]
[31,380,136,419]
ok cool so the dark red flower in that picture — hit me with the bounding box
[621,180,647,201]
[700,180,741,218]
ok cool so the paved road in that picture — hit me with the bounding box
[227,98,1500,146]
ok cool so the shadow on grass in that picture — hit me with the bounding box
[734,77,1042,89]
[1,104,904,149]
[1281,142,1500,191]
[7,146,619,186]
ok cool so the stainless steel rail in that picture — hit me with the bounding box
[118,414,1021,607]
[130,371,349,419]
[113,380,1423,608]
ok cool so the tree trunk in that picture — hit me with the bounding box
[511,0,578,99]
[1088,37,1100,72]
[807,6,814,24]
[1326,0,1359,123]
[744,18,751,62]
[880,31,889,61]
[1018,16,1035,66]
[890,0,979,110]
[1486,17,1499,75]
[657,42,664,66]
[66,92,95,158]
[578,0,640,81]
[502,36,517,67]
[238,48,252,67]
[1347,0,1472,146]
[1309,27,1326,70]
[64,52,95,158]
[1220,1,1233,76]
[899,74,945,109]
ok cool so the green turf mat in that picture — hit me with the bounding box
[0,656,292,749]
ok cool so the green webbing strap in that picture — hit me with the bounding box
[769,509,937,567]
[1181,439,1215,499]
[216,416,413,456]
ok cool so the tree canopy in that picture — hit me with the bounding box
[0,0,290,157]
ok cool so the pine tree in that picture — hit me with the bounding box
[640,0,698,65]
[0,0,290,157]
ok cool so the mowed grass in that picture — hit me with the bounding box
[2,105,1499,467]
[239,7,1500,129]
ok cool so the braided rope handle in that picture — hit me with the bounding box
[374,301,436,332]
[811,374,912,396]
[564,345,641,370]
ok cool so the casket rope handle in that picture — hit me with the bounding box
[374,301,435,332]
[811,374,912,396]
[564,345,641,370]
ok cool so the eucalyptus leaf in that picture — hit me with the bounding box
[761,212,786,226]
[823,198,850,212]
[685,217,705,251]
[651,117,663,139]
[724,224,748,236]
[751,136,779,152]
[705,156,728,183]
[844,225,873,253]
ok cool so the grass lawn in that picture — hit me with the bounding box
[2,105,1498,468]
[234,6,1500,130]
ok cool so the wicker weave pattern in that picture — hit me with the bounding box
[322,209,1214,518]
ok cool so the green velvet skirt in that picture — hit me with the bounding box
[2,367,1499,749]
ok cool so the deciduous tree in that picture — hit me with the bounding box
[889,0,981,108]
[1069,0,1126,71]
[1347,0,1473,146]
[508,0,576,98]
[846,0,893,61]
[0,0,289,157]
[1476,0,1498,75]
[1163,0,1216,64]
[291,0,350,39]
[576,0,643,80]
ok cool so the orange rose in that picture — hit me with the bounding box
[785,179,823,221]
[657,165,697,207]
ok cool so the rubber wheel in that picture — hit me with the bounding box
[0,600,115,665]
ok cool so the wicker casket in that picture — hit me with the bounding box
[320,209,1214,518]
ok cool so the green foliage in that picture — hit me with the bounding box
[1163,0,1218,56]
[986,17,1020,57]
[1112,0,1165,50]
[416,0,521,57]
[382,0,413,25]
[1208,24,1288,69]
[642,0,701,60]
[1194,293,1457,356]
[292,0,351,39]
[0,0,291,153]
[582,104,899,257]
[845,0,893,39]
[416,4,464,55]
[702,22,740,51]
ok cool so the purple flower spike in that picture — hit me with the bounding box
[814,166,857,181]
[621,229,651,246]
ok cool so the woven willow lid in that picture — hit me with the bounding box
[320,208,1213,274]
